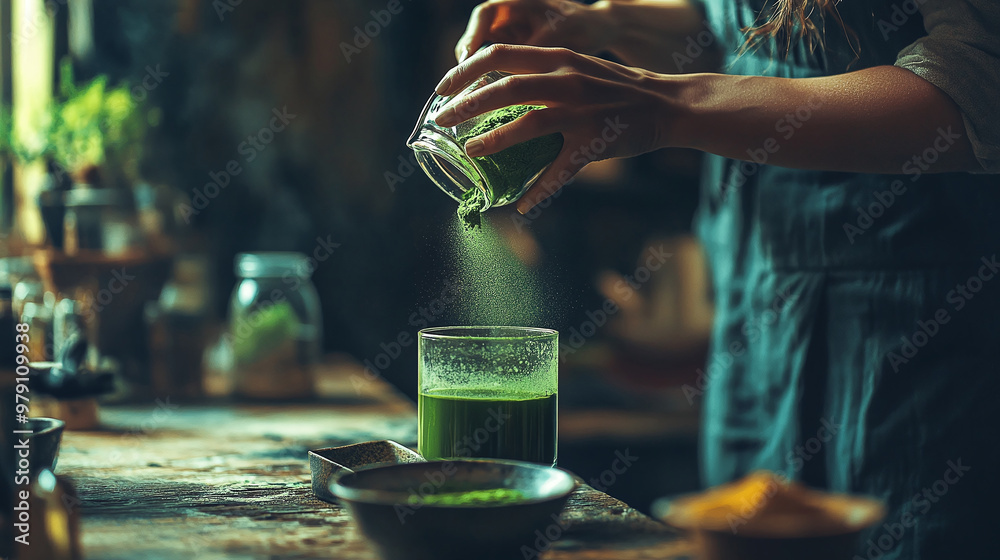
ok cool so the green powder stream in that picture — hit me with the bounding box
[456,105,563,230]
[450,218,550,327]
[457,188,486,231]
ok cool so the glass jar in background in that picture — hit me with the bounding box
[2,256,40,319]
[16,281,56,363]
[63,189,145,256]
[146,255,212,399]
[228,252,321,400]
[53,298,87,363]
[13,280,49,324]
[21,302,54,363]
[1,280,17,368]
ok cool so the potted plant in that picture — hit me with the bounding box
[10,60,157,248]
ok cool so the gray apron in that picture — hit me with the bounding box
[697,1,1000,557]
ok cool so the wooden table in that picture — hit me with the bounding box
[57,365,695,559]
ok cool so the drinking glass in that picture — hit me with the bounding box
[418,326,558,466]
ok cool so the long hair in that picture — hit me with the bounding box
[742,0,857,59]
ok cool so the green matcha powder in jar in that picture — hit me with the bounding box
[407,71,564,229]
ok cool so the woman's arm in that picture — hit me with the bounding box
[433,46,980,213]
[675,66,979,175]
[454,0,716,73]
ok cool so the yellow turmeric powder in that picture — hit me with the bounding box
[664,471,883,538]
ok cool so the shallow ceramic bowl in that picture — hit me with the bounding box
[331,459,577,560]
[27,417,66,476]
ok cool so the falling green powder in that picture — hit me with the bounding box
[456,105,563,230]
[442,106,567,329]
[457,188,486,231]
[450,217,550,327]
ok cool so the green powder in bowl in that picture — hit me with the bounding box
[457,105,563,229]
[406,488,530,507]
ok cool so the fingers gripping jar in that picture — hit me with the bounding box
[407,71,563,224]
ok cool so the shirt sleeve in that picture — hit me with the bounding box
[894,0,1000,173]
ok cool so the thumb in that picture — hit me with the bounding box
[456,3,500,62]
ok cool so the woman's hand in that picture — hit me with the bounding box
[456,0,712,73]
[434,44,685,213]
[454,0,615,63]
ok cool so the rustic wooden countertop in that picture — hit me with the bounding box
[57,364,696,560]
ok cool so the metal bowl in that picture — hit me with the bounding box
[309,440,425,503]
[331,459,577,560]
[27,417,66,476]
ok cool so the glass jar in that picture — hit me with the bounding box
[0,281,16,369]
[406,71,563,211]
[20,302,53,363]
[228,252,321,400]
[53,298,86,360]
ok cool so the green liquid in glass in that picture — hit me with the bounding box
[418,388,557,465]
